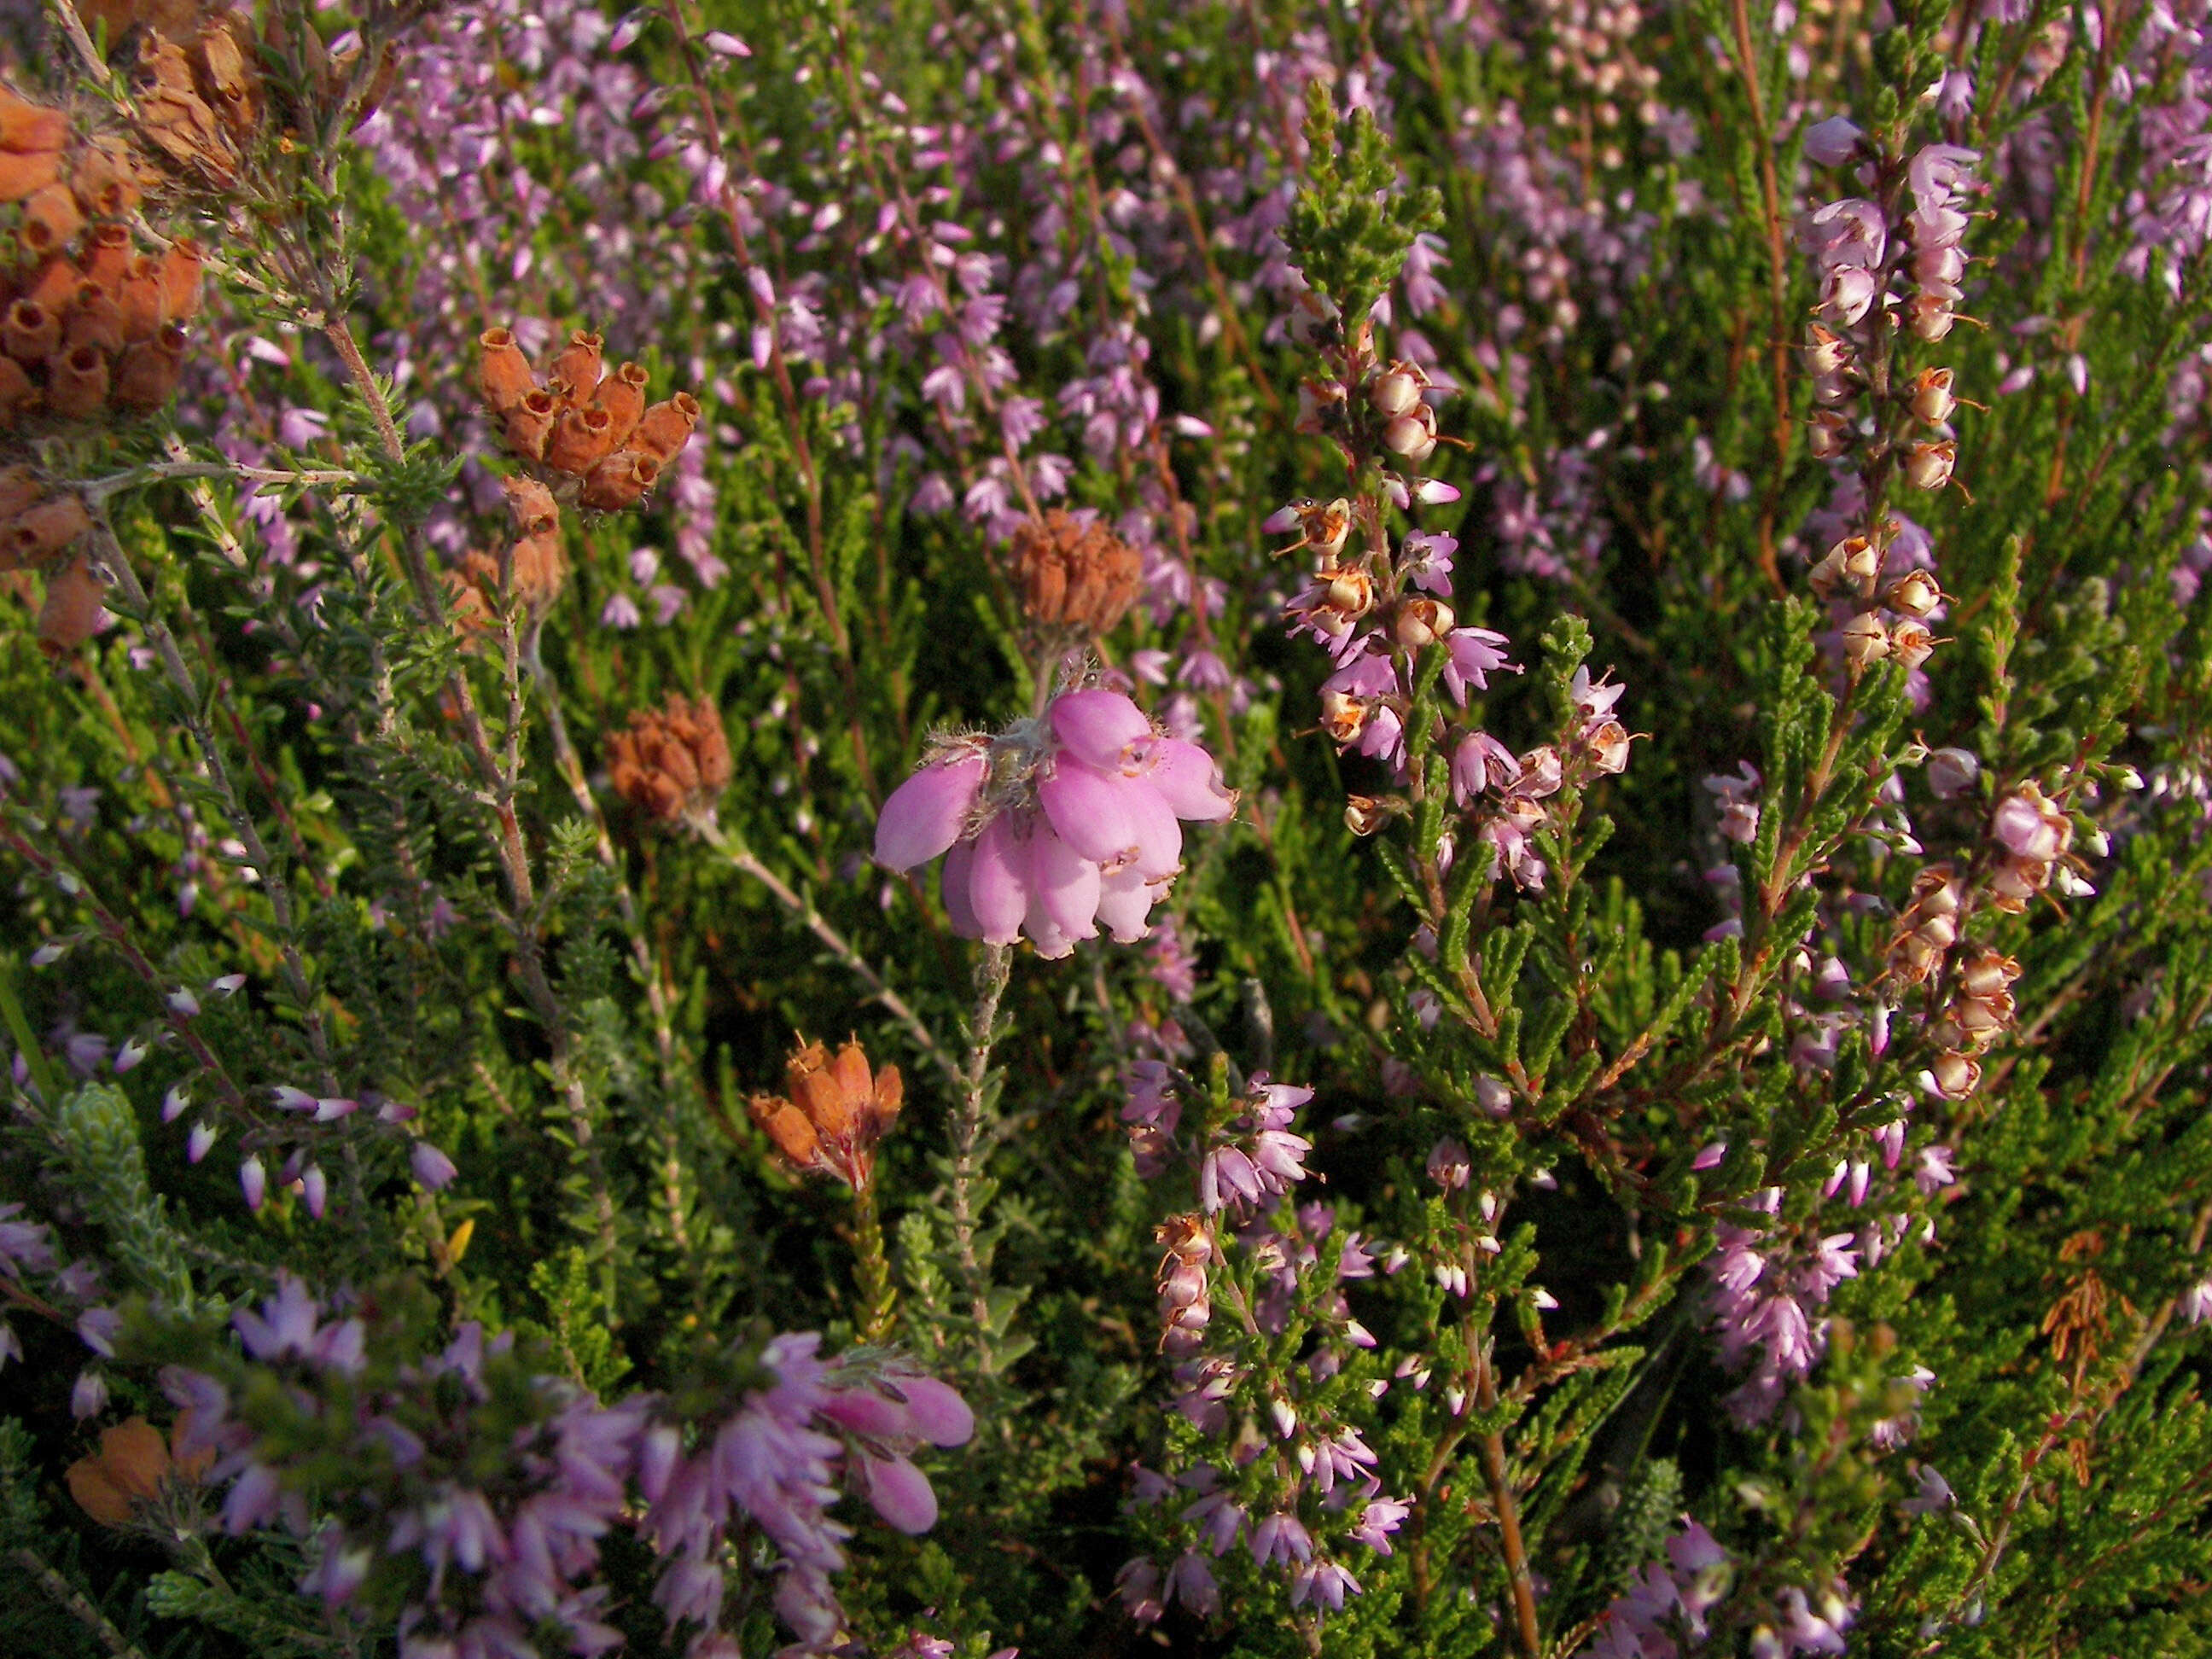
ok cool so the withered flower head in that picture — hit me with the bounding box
[0,90,199,436]
[607,694,731,824]
[748,1038,905,1190]
[66,1414,212,1528]
[477,324,698,506]
[1008,509,1143,637]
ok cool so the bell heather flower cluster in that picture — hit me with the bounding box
[872,686,1234,958]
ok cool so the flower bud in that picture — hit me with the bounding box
[19,183,83,261]
[1585,719,1632,774]
[1840,611,1889,666]
[1906,294,1956,341]
[634,391,701,463]
[4,298,60,363]
[0,354,32,423]
[81,223,133,294]
[1925,747,1978,799]
[5,492,90,568]
[544,405,617,474]
[38,553,106,654]
[1369,363,1424,417]
[1807,408,1853,459]
[1343,794,1389,836]
[1908,366,1957,427]
[46,343,110,420]
[1317,689,1368,744]
[1323,562,1375,618]
[0,86,68,157]
[111,326,186,410]
[63,286,129,356]
[1903,439,1956,491]
[1382,405,1438,463]
[1929,1051,1981,1098]
[0,464,39,521]
[579,448,661,510]
[117,256,166,341]
[592,360,649,447]
[156,238,203,323]
[1885,570,1942,618]
[551,329,604,403]
[504,387,560,461]
[1392,596,1455,649]
[1803,116,1866,167]
[1890,619,1936,670]
[478,326,537,416]
[0,146,61,203]
[1805,324,1852,377]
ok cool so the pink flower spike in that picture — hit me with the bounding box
[860,1452,939,1534]
[1051,690,1154,772]
[876,754,987,871]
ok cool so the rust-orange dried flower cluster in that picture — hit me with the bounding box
[128,9,260,188]
[0,466,104,653]
[0,88,201,431]
[66,1414,211,1528]
[445,474,570,633]
[607,695,731,822]
[479,327,698,511]
[1009,508,1144,637]
[748,1038,905,1190]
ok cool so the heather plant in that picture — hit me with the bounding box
[0,0,2209,1654]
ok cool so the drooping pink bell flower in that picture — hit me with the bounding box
[874,689,1234,958]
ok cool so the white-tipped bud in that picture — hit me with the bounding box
[1324,563,1375,617]
[1907,294,1957,341]
[1369,363,1425,417]
[1909,366,1958,427]
[1382,406,1438,463]
[1885,570,1943,618]
[1891,619,1936,670]
[1841,611,1891,666]
[1904,439,1957,491]
[1806,323,1853,378]
[1392,597,1455,649]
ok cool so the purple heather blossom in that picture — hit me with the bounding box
[875,690,1232,958]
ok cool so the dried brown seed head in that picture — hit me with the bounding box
[1008,509,1143,637]
[748,1037,904,1189]
[607,695,731,824]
